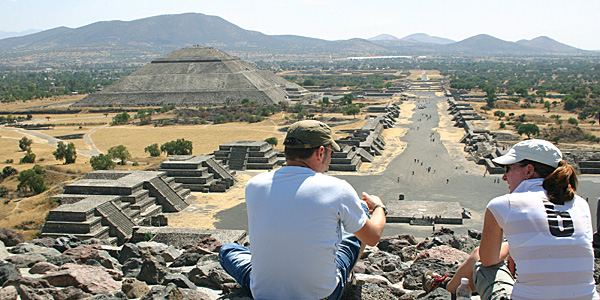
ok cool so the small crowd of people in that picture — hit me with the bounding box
[217,120,598,300]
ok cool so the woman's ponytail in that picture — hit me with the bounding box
[542,160,578,205]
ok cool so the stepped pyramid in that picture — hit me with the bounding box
[74,46,312,107]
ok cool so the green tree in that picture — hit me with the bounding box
[17,169,47,194]
[340,94,354,105]
[563,97,577,110]
[544,101,551,112]
[2,166,18,178]
[19,137,33,151]
[265,137,278,146]
[52,141,77,164]
[144,143,161,157]
[302,78,315,86]
[160,138,193,155]
[112,112,130,125]
[90,154,116,170]
[108,145,131,165]
[136,109,153,125]
[568,117,579,126]
[493,110,505,119]
[518,123,540,139]
[20,151,36,164]
[343,104,361,118]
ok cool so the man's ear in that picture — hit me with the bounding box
[316,145,326,161]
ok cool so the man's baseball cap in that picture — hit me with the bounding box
[284,120,341,151]
[492,139,562,168]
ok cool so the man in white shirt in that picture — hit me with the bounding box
[219,120,387,300]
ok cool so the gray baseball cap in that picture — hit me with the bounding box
[284,120,341,151]
[493,139,562,168]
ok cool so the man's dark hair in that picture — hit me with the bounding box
[284,146,319,160]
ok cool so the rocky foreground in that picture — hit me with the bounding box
[0,227,598,300]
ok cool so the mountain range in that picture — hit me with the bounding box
[0,12,592,67]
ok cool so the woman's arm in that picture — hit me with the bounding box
[479,208,509,267]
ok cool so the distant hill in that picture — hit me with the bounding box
[0,13,594,66]
[0,29,41,40]
[368,34,399,41]
[516,36,580,54]
[401,33,455,45]
[443,34,536,54]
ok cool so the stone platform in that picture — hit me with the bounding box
[385,201,464,225]
[129,227,248,248]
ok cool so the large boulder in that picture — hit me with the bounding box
[0,261,21,285]
[42,263,122,294]
[121,278,150,299]
[187,262,235,289]
[136,257,170,285]
[63,245,103,264]
[118,243,142,264]
[0,228,24,246]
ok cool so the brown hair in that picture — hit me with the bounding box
[284,146,319,160]
[520,159,578,205]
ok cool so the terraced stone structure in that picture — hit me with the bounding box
[159,155,236,192]
[74,45,313,107]
[213,141,285,171]
[42,171,191,245]
[337,114,389,156]
[329,145,366,171]
[448,98,506,174]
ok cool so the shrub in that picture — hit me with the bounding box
[17,169,47,194]
[108,145,131,165]
[20,151,36,164]
[90,154,116,170]
[161,139,193,155]
[52,141,77,164]
[2,166,17,178]
[265,137,278,146]
[567,118,579,126]
[144,143,161,157]
[19,137,33,151]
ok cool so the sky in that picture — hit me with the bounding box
[1,0,599,50]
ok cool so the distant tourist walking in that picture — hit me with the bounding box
[423,139,599,300]
[219,120,387,300]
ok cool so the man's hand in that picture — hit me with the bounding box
[362,192,384,211]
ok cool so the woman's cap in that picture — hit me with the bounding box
[492,139,562,168]
[284,120,341,151]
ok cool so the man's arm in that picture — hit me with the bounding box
[354,192,386,246]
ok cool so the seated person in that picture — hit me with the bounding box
[423,139,599,300]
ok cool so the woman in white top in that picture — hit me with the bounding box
[423,139,599,300]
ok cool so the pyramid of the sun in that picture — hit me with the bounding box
[74,46,311,107]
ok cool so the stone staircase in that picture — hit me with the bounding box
[146,177,189,212]
[96,201,136,245]
[213,141,285,171]
[159,155,236,192]
[228,146,249,170]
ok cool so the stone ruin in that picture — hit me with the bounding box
[159,155,236,192]
[337,114,388,157]
[448,98,504,174]
[212,141,285,171]
[448,96,600,174]
[74,45,315,107]
[41,171,191,245]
